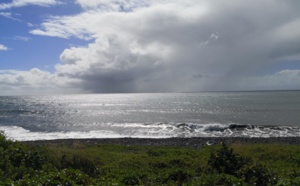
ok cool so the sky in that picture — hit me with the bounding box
[0,0,300,95]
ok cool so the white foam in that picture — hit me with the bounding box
[1,123,300,141]
[0,126,123,141]
[0,125,177,141]
[203,124,228,131]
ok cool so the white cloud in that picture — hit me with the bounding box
[5,0,300,94]
[30,12,95,40]
[75,0,148,11]
[0,44,8,51]
[13,36,31,41]
[0,11,23,21]
[0,0,60,10]
[0,12,14,19]
[0,69,85,95]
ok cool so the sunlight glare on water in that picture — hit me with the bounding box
[0,91,300,140]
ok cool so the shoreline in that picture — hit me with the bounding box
[22,137,300,148]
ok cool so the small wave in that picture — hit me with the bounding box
[0,126,124,141]
[0,109,41,115]
[203,124,228,132]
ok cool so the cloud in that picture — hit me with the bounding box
[0,0,60,10]
[0,44,8,51]
[0,11,25,22]
[75,0,149,11]
[7,0,300,94]
[13,36,31,41]
[0,12,19,20]
[0,68,85,95]
[56,36,165,92]
[30,12,95,40]
[237,70,300,91]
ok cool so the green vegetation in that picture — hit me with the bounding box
[1,133,300,185]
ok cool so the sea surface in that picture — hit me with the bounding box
[0,91,300,141]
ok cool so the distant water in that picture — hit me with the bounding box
[1,91,300,141]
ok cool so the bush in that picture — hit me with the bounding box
[0,134,47,182]
[60,154,99,177]
[161,169,193,185]
[121,173,141,185]
[0,133,97,185]
[207,143,278,185]
[191,173,243,186]
[290,177,300,186]
[15,169,96,186]
[208,142,250,176]
[239,163,278,185]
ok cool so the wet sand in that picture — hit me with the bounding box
[23,137,300,148]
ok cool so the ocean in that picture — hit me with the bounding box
[0,91,300,141]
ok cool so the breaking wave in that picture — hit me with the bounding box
[1,123,300,141]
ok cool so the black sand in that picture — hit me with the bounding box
[23,137,300,148]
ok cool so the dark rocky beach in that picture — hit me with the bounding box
[23,137,300,148]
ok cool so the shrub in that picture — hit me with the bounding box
[207,143,278,185]
[208,142,250,176]
[162,169,193,185]
[239,163,278,185]
[60,154,99,177]
[191,173,243,186]
[15,169,96,186]
[121,173,141,185]
[0,134,47,182]
[290,177,300,186]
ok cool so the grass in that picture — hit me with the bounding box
[232,144,300,178]
[1,133,300,185]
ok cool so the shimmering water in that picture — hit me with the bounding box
[1,91,300,140]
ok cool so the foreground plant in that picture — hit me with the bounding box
[206,142,277,185]
[1,132,300,185]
